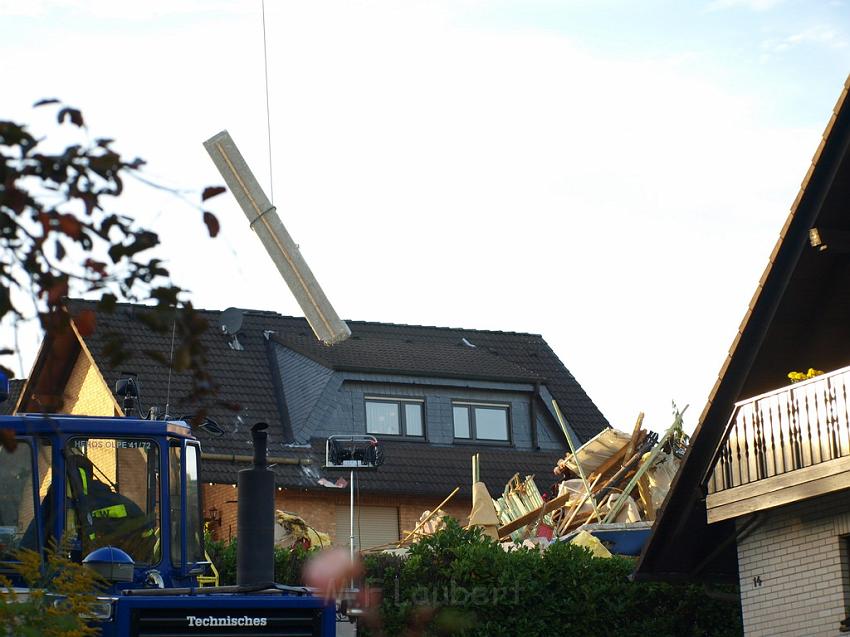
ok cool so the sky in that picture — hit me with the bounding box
[1,0,849,435]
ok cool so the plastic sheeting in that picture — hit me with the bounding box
[569,530,612,558]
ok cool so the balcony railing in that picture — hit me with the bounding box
[707,365,850,495]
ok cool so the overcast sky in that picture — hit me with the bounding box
[2,0,849,434]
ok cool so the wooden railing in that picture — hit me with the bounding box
[707,365,850,494]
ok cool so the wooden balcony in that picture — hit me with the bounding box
[705,364,850,523]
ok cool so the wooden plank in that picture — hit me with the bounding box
[555,475,601,536]
[622,412,645,467]
[594,449,645,503]
[602,409,685,523]
[553,399,601,519]
[706,469,850,523]
[397,487,459,546]
[561,506,602,535]
[587,442,631,481]
[706,454,850,509]
[706,455,850,523]
[498,491,572,538]
[637,473,653,520]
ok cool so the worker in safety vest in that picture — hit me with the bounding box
[64,450,156,562]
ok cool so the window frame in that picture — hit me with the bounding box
[452,401,512,445]
[364,397,426,440]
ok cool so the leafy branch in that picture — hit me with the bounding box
[1,99,231,440]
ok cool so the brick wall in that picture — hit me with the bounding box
[63,351,116,416]
[736,489,850,636]
[204,483,240,540]
[202,483,471,546]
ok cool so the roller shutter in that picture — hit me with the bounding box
[335,505,399,551]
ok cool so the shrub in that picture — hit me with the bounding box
[0,544,104,636]
[206,537,316,586]
[361,518,742,637]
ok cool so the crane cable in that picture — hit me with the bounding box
[261,0,274,204]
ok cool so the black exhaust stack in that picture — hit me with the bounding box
[237,422,275,587]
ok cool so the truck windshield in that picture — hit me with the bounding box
[0,441,34,560]
[65,438,160,565]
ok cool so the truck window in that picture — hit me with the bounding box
[169,443,205,567]
[0,441,34,560]
[185,444,204,564]
[169,443,181,567]
[65,438,160,565]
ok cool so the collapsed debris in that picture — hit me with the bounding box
[408,508,449,539]
[274,510,331,549]
[467,453,500,539]
[367,403,688,557]
[487,403,688,555]
[494,474,555,541]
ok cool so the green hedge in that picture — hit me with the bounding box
[205,536,315,586]
[207,520,742,637]
[361,519,742,637]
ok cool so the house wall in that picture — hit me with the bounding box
[736,489,850,636]
[202,483,470,546]
[63,351,116,416]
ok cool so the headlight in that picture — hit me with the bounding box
[74,597,117,622]
[44,593,116,622]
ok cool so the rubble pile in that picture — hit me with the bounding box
[368,405,688,558]
[492,408,688,555]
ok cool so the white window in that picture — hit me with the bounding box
[365,398,425,437]
[452,402,510,442]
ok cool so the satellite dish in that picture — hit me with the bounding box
[221,307,244,336]
[203,130,351,346]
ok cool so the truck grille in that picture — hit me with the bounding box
[131,607,325,637]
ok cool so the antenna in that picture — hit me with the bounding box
[164,318,176,418]
[203,130,351,345]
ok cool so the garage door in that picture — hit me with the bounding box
[335,505,399,551]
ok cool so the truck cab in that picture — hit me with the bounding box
[1,415,205,589]
[0,412,335,635]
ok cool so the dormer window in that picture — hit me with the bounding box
[365,398,424,438]
[452,402,510,442]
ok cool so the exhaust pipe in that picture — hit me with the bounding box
[237,422,275,587]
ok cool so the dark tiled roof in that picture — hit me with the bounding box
[270,329,540,383]
[63,299,608,491]
[65,299,284,459]
[272,321,608,441]
[202,438,564,500]
[1,379,25,415]
[67,299,608,443]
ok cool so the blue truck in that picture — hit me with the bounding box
[0,378,336,635]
